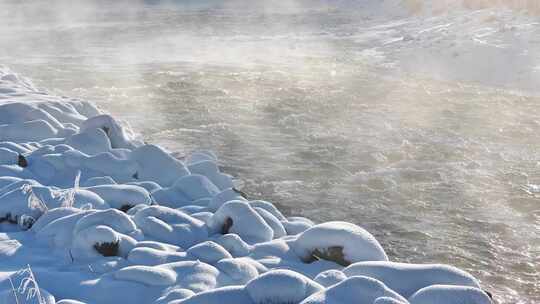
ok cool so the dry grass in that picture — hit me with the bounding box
[94,241,119,257]
[15,265,46,304]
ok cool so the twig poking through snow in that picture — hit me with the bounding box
[8,277,20,304]
[22,184,48,214]
[16,264,46,304]
[59,170,81,208]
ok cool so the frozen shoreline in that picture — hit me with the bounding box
[0,67,494,304]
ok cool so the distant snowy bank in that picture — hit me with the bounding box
[0,67,493,304]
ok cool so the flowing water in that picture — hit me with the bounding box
[1,1,539,303]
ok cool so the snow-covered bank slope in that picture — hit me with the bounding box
[0,67,493,304]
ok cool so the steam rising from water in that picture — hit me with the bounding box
[1,1,539,303]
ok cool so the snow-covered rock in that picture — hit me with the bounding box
[342,261,482,298]
[245,269,323,304]
[314,270,347,287]
[408,285,492,304]
[133,205,207,248]
[114,265,178,286]
[300,276,408,304]
[131,144,190,186]
[173,285,253,304]
[208,200,273,243]
[292,221,388,266]
[186,241,232,264]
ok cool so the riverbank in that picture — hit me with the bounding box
[0,68,497,303]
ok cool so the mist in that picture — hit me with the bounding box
[1,1,539,303]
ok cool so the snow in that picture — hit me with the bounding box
[84,184,152,210]
[292,221,388,266]
[127,247,187,266]
[114,265,177,286]
[130,144,190,187]
[314,270,347,287]
[245,269,323,304]
[342,261,482,298]
[173,285,252,304]
[185,241,232,264]
[408,284,492,304]
[212,233,251,257]
[0,67,493,304]
[207,200,274,243]
[214,258,259,285]
[300,276,408,304]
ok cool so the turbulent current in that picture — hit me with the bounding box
[1,1,539,303]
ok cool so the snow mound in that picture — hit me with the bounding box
[208,200,273,243]
[133,205,207,248]
[84,184,152,211]
[215,258,260,285]
[114,265,177,286]
[130,144,189,187]
[342,261,481,298]
[245,269,323,304]
[292,221,388,266]
[314,270,347,287]
[213,233,251,257]
[186,241,232,264]
[127,246,187,266]
[173,285,252,304]
[300,276,408,304]
[408,285,492,304]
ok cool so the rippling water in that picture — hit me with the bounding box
[1,1,539,303]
